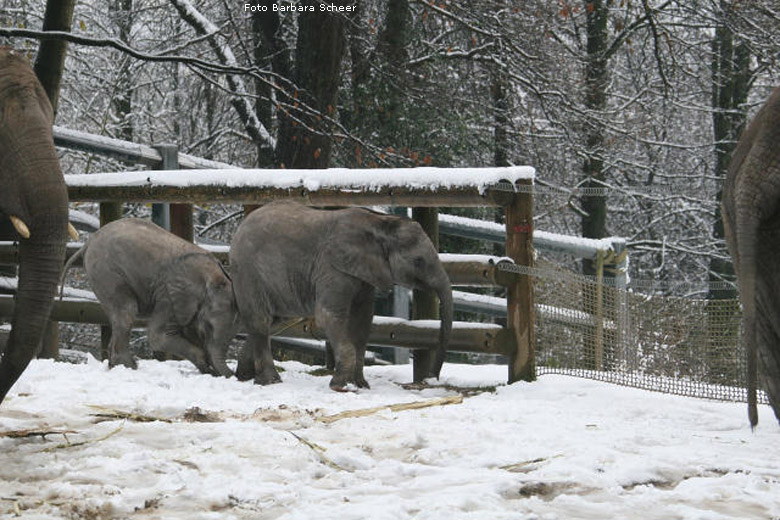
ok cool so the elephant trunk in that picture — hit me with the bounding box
[430,268,453,379]
[207,342,233,378]
[0,212,68,403]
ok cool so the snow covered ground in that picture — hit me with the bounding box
[1,357,778,519]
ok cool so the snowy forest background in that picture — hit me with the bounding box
[1,0,779,290]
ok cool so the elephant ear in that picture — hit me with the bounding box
[326,217,394,291]
[162,254,206,326]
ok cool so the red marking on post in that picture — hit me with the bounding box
[512,224,533,234]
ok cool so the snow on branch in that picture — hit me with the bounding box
[0,27,252,75]
[169,0,276,152]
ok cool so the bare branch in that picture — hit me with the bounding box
[168,0,276,152]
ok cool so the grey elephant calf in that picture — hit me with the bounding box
[62,219,238,376]
[230,200,453,391]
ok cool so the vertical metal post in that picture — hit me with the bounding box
[152,144,184,364]
[505,179,535,383]
[152,144,178,231]
[391,206,410,365]
[608,238,628,369]
[411,207,439,382]
[392,286,411,364]
[595,249,605,371]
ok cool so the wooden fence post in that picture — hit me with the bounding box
[505,180,535,383]
[412,207,439,382]
[168,140,194,240]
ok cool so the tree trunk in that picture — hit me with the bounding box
[111,0,134,142]
[581,0,609,277]
[376,0,409,137]
[33,0,76,117]
[709,1,750,297]
[251,2,290,166]
[275,5,347,169]
[707,1,751,384]
[491,67,509,258]
[580,0,610,371]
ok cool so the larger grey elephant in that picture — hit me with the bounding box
[62,219,238,377]
[0,49,70,404]
[230,200,453,390]
[722,85,780,427]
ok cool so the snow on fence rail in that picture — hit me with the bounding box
[64,166,534,207]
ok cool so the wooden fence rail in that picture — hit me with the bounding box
[0,296,511,356]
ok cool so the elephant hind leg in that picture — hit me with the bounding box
[756,311,780,423]
[347,288,375,389]
[105,302,138,370]
[238,330,280,385]
[756,259,780,423]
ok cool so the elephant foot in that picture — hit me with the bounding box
[355,376,370,389]
[109,355,137,370]
[235,362,254,381]
[254,368,282,385]
[329,374,368,392]
[197,363,218,377]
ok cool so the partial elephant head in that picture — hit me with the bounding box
[329,210,453,379]
[0,49,69,404]
[165,253,238,378]
[722,85,780,427]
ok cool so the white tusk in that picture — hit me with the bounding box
[68,223,79,240]
[10,215,30,239]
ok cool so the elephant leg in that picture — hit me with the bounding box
[246,331,281,385]
[105,302,138,370]
[756,259,780,423]
[148,316,212,375]
[316,285,374,391]
[235,341,255,381]
[348,288,375,389]
[325,341,335,371]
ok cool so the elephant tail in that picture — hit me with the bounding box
[736,207,759,429]
[59,240,88,300]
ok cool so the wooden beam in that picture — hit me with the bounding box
[0,296,510,355]
[67,183,513,208]
[2,241,520,289]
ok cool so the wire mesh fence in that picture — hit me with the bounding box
[525,263,766,404]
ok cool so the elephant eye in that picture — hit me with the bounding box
[413,256,425,269]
